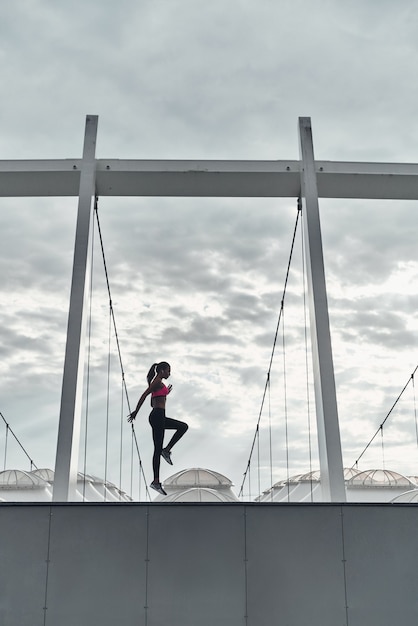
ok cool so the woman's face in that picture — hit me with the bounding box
[161,365,171,379]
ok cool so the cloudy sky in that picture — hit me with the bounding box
[1,0,418,500]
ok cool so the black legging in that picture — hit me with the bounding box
[149,408,188,479]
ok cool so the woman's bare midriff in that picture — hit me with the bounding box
[151,397,166,409]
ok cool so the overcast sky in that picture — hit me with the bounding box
[1,0,418,500]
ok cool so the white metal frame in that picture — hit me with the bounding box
[2,159,418,199]
[52,116,98,501]
[299,118,345,501]
[2,115,416,501]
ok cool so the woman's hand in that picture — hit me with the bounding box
[127,410,138,423]
[167,384,173,393]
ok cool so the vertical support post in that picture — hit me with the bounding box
[53,115,98,501]
[298,117,346,502]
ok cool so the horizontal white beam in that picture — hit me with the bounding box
[1,159,418,199]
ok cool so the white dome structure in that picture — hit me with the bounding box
[344,469,416,502]
[0,469,52,501]
[31,468,55,483]
[0,468,132,503]
[391,489,418,503]
[164,467,234,489]
[256,467,417,503]
[154,468,239,502]
[346,469,414,488]
[0,469,47,488]
[159,487,239,503]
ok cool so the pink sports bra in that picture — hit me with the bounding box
[151,384,170,398]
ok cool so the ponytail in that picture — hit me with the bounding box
[147,363,158,385]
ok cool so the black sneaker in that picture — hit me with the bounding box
[161,448,173,465]
[150,481,167,496]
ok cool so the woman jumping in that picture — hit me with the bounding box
[128,361,188,495]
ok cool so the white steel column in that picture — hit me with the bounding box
[53,115,98,501]
[298,117,346,502]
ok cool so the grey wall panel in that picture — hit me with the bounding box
[45,504,148,626]
[343,505,418,626]
[0,505,50,626]
[146,504,246,626]
[2,502,418,626]
[245,504,347,626]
